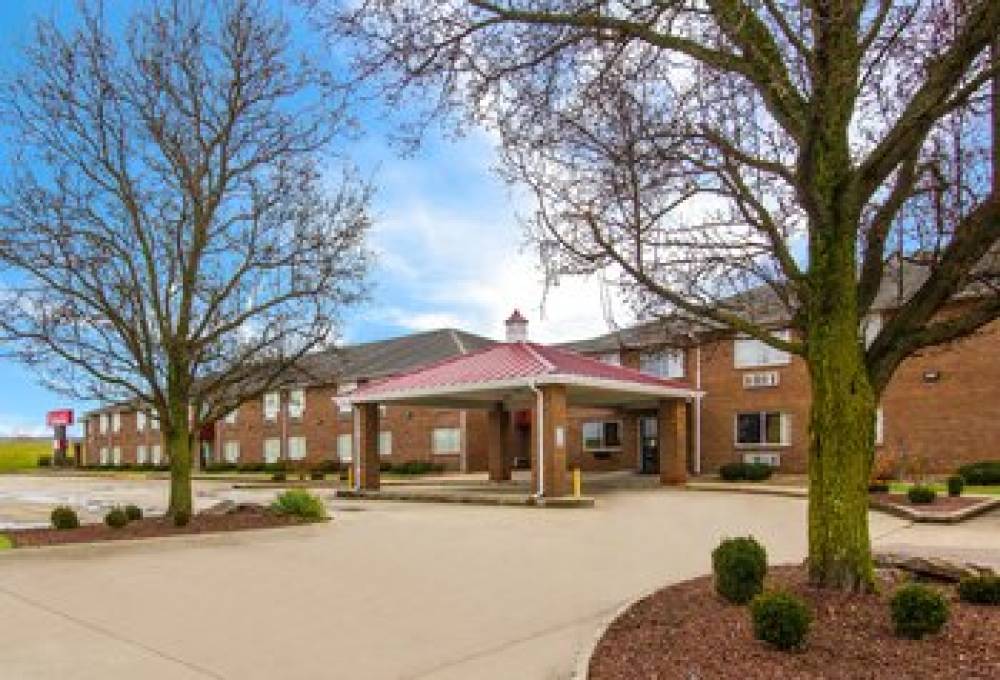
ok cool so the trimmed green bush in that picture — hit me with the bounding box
[868,482,890,494]
[50,506,80,530]
[172,509,191,527]
[719,462,745,481]
[271,489,326,520]
[719,462,774,482]
[957,575,1000,605]
[271,471,287,482]
[38,454,53,467]
[750,591,812,650]
[712,536,767,604]
[957,460,1000,485]
[907,485,937,504]
[389,460,444,475]
[946,475,964,497]
[890,584,949,639]
[104,507,128,529]
[124,504,143,521]
[309,470,325,481]
[744,463,774,481]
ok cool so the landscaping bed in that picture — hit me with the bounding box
[870,492,985,514]
[5,504,308,548]
[589,566,1000,680]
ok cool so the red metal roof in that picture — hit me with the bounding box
[352,342,691,398]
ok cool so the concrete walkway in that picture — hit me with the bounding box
[0,477,995,679]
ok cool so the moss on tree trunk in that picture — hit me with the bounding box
[165,399,194,517]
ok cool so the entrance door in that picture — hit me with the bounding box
[639,416,659,474]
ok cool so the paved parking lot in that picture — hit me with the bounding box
[0,475,994,679]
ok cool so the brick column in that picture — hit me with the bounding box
[487,404,511,482]
[354,403,380,490]
[659,399,688,485]
[531,385,569,497]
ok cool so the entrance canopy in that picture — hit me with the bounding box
[349,342,702,408]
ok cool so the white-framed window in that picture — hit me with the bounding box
[337,433,353,461]
[336,382,357,414]
[111,446,122,465]
[224,441,240,463]
[582,421,623,450]
[263,438,281,464]
[288,389,305,419]
[288,436,307,460]
[99,414,109,434]
[875,407,884,446]
[99,447,110,465]
[136,445,148,465]
[735,412,791,447]
[224,409,238,425]
[263,392,281,421]
[136,410,147,432]
[862,313,882,348]
[150,412,159,430]
[151,444,162,466]
[640,349,685,379]
[432,427,461,455]
[734,331,791,368]
[379,431,392,457]
[111,412,121,433]
[596,351,621,366]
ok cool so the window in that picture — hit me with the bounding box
[112,446,122,465]
[99,447,110,465]
[137,410,147,432]
[378,431,392,457]
[734,331,791,368]
[432,428,461,455]
[137,445,148,465]
[288,389,305,419]
[263,392,281,421]
[736,412,790,447]
[596,351,621,366]
[224,409,238,425]
[288,436,307,461]
[151,444,162,466]
[337,433,353,461]
[640,349,685,379]
[875,407,884,446]
[264,438,281,464]
[111,413,121,433]
[150,412,159,430]
[224,441,240,463]
[582,421,623,450]
[336,382,357,415]
[99,414,109,434]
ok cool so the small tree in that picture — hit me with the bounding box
[323,0,1000,590]
[0,0,371,516]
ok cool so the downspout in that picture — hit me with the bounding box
[528,381,544,497]
[695,345,703,475]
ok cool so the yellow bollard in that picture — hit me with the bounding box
[573,468,582,498]
[347,464,354,490]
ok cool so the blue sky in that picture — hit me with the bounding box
[0,1,625,437]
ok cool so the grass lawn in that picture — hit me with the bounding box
[0,535,12,550]
[888,481,1000,497]
[0,438,51,472]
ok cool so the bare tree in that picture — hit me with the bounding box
[0,0,371,516]
[319,0,1000,590]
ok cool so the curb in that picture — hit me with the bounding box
[334,488,595,508]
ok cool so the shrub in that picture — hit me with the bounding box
[890,584,949,639]
[957,575,1000,605]
[50,506,80,530]
[172,509,191,527]
[946,475,965,498]
[264,462,286,474]
[744,463,774,481]
[719,462,746,481]
[907,485,937,504]
[37,454,53,467]
[272,489,326,520]
[712,536,767,604]
[750,591,812,651]
[957,460,1000,485]
[389,460,442,475]
[314,460,339,474]
[309,470,325,481]
[104,507,129,529]
[124,504,143,521]
[271,471,287,482]
[718,462,774,482]
[238,462,266,473]
[868,482,890,494]
[380,461,394,472]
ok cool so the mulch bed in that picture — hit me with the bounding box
[870,493,985,514]
[589,566,1000,680]
[6,505,309,548]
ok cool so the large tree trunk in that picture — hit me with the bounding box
[805,228,877,591]
[165,398,194,517]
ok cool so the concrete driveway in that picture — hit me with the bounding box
[0,477,984,680]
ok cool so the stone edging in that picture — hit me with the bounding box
[571,585,665,680]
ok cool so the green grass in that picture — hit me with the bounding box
[0,438,51,472]
[0,535,13,550]
[888,481,1000,497]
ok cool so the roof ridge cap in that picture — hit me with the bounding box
[521,342,556,373]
